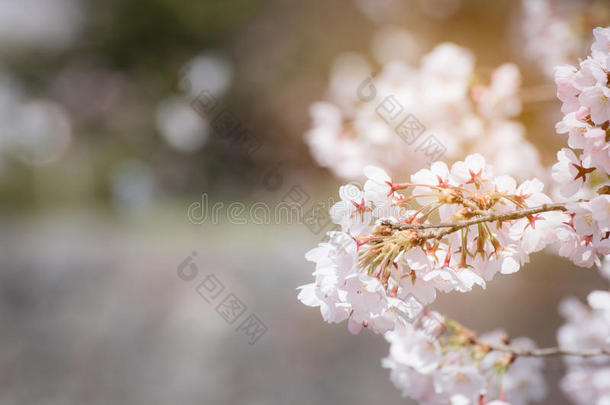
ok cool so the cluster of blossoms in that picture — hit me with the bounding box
[553,27,610,405]
[299,153,563,334]
[383,317,546,405]
[517,0,608,77]
[306,32,542,180]
[299,26,610,405]
[557,262,610,405]
[551,27,610,268]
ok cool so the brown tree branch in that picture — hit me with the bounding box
[446,317,610,359]
[478,343,610,358]
[380,202,569,240]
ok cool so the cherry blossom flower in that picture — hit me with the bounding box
[383,324,545,405]
[329,183,375,235]
[555,108,593,150]
[558,290,610,405]
[592,26,610,58]
[579,84,610,125]
[298,25,610,405]
[517,0,604,78]
[583,127,610,173]
[300,153,569,335]
[478,331,547,405]
[552,27,610,199]
[305,35,542,180]
[477,63,522,120]
[551,148,595,198]
[297,233,355,325]
[555,65,580,114]
[591,195,610,233]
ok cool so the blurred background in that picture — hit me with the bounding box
[0,0,609,404]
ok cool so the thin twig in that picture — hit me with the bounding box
[479,342,610,358]
[448,317,610,359]
[381,202,568,241]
